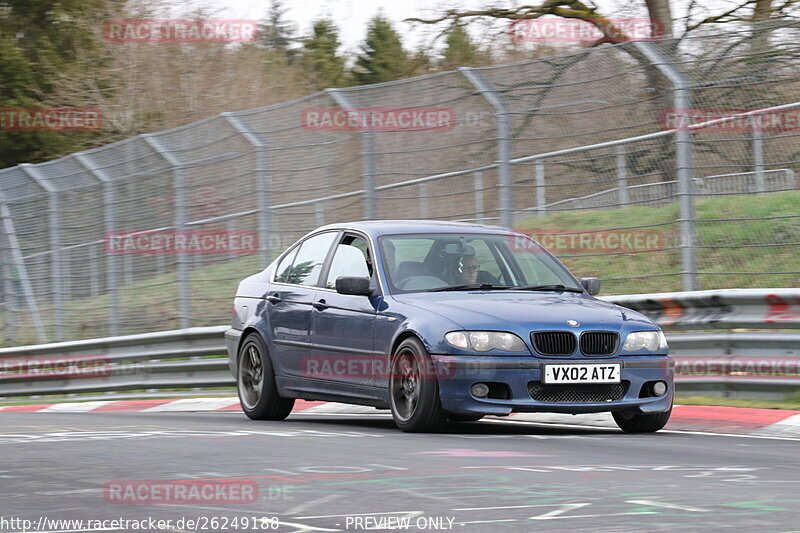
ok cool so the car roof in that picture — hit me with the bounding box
[314,220,514,237]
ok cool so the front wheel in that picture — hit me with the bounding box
[237,333,294,420]
[389,337,445,432]
[613,407,671,433]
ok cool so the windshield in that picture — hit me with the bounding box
[379,232,583,294]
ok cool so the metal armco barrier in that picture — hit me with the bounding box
[602,288,800,329]
[0,290,797,400]
[0,326,232,398]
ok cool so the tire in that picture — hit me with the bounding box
[446,413,484,423]
[389,337,445,432]
[237,333,294,421]
[613,407,672,433]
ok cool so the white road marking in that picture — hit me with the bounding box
[39,402,114,413]
[142,398,240,412]
[626,499,710,512]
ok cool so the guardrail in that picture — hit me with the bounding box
[0,290,797,401]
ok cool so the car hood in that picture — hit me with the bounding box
[391,291,655,332]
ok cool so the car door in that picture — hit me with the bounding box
[307,233,380,388]
[266,231,338,378]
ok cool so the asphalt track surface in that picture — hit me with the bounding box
[1,410,799,533]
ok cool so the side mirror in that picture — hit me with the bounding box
[335,276,372,296]
[580,277,601,296]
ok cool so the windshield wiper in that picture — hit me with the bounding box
[427,283,513,292]
[510,284,584,293]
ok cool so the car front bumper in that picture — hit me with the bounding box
[430,355,674,416]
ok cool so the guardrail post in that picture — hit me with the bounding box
[535,159,546,217]
[473,171,484,221]
[633,42,697,291]
[142,135,191,329]
[0,195,46,342]
[325,89,378,220]
[459,68,513,229]
[617,145,629,206]
[20,164,64,340]
[221,113,272,264]
[75,152,120,336]
[752,128,765,193]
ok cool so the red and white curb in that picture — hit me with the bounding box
[2,398,799,437]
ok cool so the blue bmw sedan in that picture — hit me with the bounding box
[225,221,674,433]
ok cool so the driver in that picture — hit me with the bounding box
[451,254,480,285]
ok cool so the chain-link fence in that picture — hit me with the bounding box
[1,19,799,346]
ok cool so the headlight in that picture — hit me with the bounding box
[622,331,668,352]
[445,331,528,352]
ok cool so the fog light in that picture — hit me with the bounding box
[653,381,667,396]
[471,383,490,398]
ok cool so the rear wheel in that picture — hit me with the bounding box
[389,337,445,432]
[237,333,294,420]
[613,407,671,433]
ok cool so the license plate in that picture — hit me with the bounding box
[543,364,621,384]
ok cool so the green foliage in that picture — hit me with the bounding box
[259,0,296,59]
[0,0,115,168]
[441,24,483,68]
[354,14,409,84]
[300,18,348,90]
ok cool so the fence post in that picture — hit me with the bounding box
[0,232,15,344]
[75,152,120,336]
[617,145,629,206]
[459,67,513,229]
[315,202,325,227]
[535,159,546,217]
[0,195,47,342]
[221,113,272,265]
[20,164,64,340]
[752,128,765,193]
[89,245,99,296]
[633,42,697,291]
[419,183,429,218]
[473,171,484,221]
[142,135,191,329]
[325,89,378,220]
[226,218,237,263]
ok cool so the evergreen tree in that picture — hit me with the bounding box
[0,0,111,168]
[300,19,347,90]
[441,24,481,69]
[259,0,296,59]
[354,15,409,85]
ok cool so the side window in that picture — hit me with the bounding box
[276,232,336,287]
[274,246,299,283]
[325,241,371,289]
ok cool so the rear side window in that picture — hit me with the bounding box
[274,232,337,286]
[274,247,299,283]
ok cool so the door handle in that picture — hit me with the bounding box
[267,294,282,304]
[312,299,329,311]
